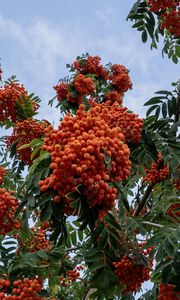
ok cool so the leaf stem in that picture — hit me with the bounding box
[66,246,81,252]
[142,221,164,228]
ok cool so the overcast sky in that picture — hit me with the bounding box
[0,0,179,126]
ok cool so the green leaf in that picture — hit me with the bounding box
[142,30,148,43]
[128,0,142,15]
[71,231,77,246]
[78,230,83,242]
[172,54,178,64]
[162,264,172,284]
[144,98,163,106]
[40,202,52,222]
[36,250,48,260]
[155,106,160,119]
[162,102,167,118]
[89,262,104,272]
[156,245,165,262]
[146,105,159,116]
[86,253,103,263]
[98,229,108,248]
[132,21,144,28]
[18,142,31,150]
[154,259,172,274]
[155,90,172,96]
[167,99,174,117]
[163,239,175,257]
[91,270,110,290]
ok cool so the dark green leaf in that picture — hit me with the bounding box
[162,102,167,118]
[142,30,148,43]
[40,202,52,222]
[146,105,159,116]
[162,264,172,284]
[154,259,172,274]
[144,98,163,106]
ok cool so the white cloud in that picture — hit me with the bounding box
[95,6,117,27]
[0,13,153,82]
[0,13,177,122]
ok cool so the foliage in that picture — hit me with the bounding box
[127,0,180,63]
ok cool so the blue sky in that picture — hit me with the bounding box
[0,0,179,125]
[1,1,177,296]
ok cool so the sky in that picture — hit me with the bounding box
[0,0,179,126]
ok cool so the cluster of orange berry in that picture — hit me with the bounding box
[40,221,50,231]
[91,101,143,144]
[39,104,131,216]
[17,227,50,253]
[0,275,11,294]
[0,276,44,300]
[158,283,180,300]
[143,155,169,185]
[73,74,94,96]
[0,167,6,185]
[60,265,83,287]
[7,119,49,165]
[104,91,123,104]
[160,8,180,37]
[113,255,151,293]
[173,178,180,190]
[109,64,132,95]
[72,55,108,79]
[54,74,94,105]
[147,0,179,12]
[0,82,38,124]
[166,203,180,222]
[0,188,21,235]
[147,0,180,37]
[113,242,154,294]
[54,55,132,106]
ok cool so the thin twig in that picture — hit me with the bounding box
[84,288,97,300]
[142,221,164,228]
[66,246,81,252]
[133,184,154,216]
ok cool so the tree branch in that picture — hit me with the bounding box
[133,184,154,216]
[84,288,97,300]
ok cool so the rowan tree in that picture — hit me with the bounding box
[0,1,179,300]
